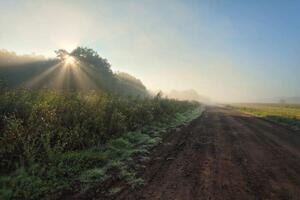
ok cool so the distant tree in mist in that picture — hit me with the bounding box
[167,89,210,103]
[0,47,149,97]
[0,50,57,87]
[279,99,286,104]
[0,49,45,66]
[116,72,148,96]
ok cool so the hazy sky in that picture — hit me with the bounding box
[1,0,299,102]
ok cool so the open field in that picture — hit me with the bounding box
[231,103,300,130]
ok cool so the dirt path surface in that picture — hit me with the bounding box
[117,106,300,200]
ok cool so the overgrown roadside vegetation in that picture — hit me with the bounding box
[0,88,203,199]
[231,103,300,131]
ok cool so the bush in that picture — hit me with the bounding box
[0,89,200,199]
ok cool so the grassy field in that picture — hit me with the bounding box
[232,103,300,131]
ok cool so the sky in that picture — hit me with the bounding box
[0,0,299,102]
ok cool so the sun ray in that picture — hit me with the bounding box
[50,63,69,89]
[24,63,61,88]
[79,63,104,87]
[71,62,99,90]
[23,55,103,90]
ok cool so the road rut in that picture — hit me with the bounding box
[117,106,300,200]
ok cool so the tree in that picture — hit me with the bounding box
[70,47,112,74]
[54,49,69,60]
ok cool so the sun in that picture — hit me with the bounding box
[64,55,75,65]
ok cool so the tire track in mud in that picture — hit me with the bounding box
[116,106,300,200]
[230,114,300,199]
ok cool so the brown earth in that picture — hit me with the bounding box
[116,106,300,200]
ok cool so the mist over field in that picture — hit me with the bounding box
[1,0,299,103]
[1,48,299,104]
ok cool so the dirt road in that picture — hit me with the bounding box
[117,106,300,200]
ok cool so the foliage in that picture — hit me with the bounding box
[70,47,112,75]
[0,89,201,199]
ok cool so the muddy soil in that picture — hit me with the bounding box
[117,106,300,200]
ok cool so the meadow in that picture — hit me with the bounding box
[233,103,300,130]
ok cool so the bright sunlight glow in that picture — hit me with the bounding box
[64,55,75,65]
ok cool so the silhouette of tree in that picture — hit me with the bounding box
[71,47,112,74]
[55,49,69,60]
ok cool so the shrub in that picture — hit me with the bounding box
[0,89,200,199]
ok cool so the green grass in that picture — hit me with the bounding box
[1,108,203,199]
[232,103,300,130]
[0,89,203,199]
